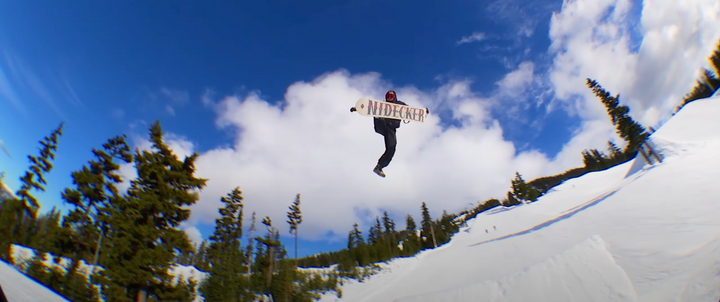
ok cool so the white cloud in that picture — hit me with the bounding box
[128,69,582,244]
[496,61,535,96]
[548,0,720,127]
[182,224,203,246]
[457,32,487,45]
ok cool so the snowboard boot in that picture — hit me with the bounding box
[373,165,386,178]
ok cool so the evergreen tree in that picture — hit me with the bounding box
[381,211,397,258]
[367,218,381,246]
[0,123,64,260]
[437,211,459,246]
[347,223,363,249]
[61,135,133,264]
[246,211,257,276]
[402,214,420,256]
[502,191,521,206]
[511,172,540,203]
[96,120,208,301]
[286,193,303,260]
[607,141,623,160]
[710,42,720,77]
[586,79,649,154]
[193,240,211,272]
[254,216,284,298]
[175,244,195,266]
[200,186,249,302]
[420,202,437,249]
[347,223,369,266]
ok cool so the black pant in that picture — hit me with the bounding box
[378,128,397,169]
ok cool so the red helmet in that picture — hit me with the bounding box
[385,90,397,101]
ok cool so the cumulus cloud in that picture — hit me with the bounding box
[115,70,577,244]
[182,224,203,246]
[548,0,720,126]
[543,0,720,164]
[457,32,487,45]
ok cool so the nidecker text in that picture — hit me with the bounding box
[366,100,425,122]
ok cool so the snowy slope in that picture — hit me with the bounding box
[0,260,70,302]
[9,244,208,302]
[320,96,720,302]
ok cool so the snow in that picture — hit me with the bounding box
[8,244,208,302]
[319,96,720,302]
[0,260,70,302]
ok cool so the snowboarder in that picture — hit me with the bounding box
[373,90,406,177]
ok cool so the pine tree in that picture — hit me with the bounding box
[347,223,369,266]
[15,122,65,216]
[200,186,249,302]
[402,214,420,256]
[246,211,257,277]
[254,217,284,297]
[286,193,303,260]
[438,211,458,246]
[511,172,540,203]
[193,240,211,272]
[709,41,720,80]
[175,244,195,266]
[61,135,133,264]
[420,202,437,249]
[607,141,623,160]
[381,211,397,258]
[96,120,208,302]
[586,79,649,155]
[0,123,64,260]
[502,191,521,206]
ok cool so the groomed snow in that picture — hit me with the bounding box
[395,235,637,302]
[8,244,208,302]
[319,96,720,302]
[0,260,70,302]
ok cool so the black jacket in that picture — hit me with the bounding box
[374,99,407,135]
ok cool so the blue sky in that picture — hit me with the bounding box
[1,0,718,258]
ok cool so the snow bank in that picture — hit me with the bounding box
[626,95,720,178]
[9,244,208,302]
[0,260,70,302]
[651,96,720,154]
[395,235,637,302]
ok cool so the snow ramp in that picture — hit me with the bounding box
[626,96,720,178]
[0,260,70,302]
[394,235,637,302]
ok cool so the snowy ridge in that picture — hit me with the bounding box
[320,96,720,302]
[395,235,637,302]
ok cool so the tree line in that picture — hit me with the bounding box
[295,203,458,273]
[0,121,339,302]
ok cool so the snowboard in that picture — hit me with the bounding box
[350,98,429,123]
